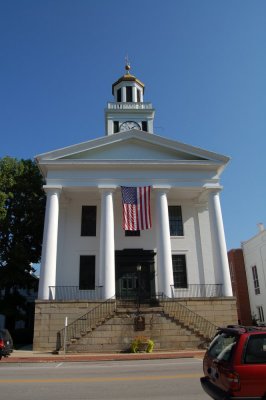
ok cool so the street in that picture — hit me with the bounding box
[0,358,209,399]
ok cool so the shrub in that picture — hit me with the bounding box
[130,336,154,353]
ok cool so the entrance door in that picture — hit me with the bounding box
[115,249,156,301]
[119,273,138,299]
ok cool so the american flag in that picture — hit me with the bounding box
[121,186,152,231]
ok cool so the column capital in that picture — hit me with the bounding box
[152,185,171,195]
[43,185,62,195]
[98,185,117,194]
[205,186,223,194]
[198,187,222,202]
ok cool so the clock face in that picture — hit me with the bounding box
[120,121,141,131]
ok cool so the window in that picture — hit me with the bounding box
[125,230,140,237]
[244,335,266,364]
[208,332,237,361]
[117,88,121,102]
[172,254,187,288]
[169,206,184,236]
[142,121,148,131]
[81,206,96,236]
[257,306,265,323]
[252,265,260,295]
[113,121,119,133]
[79,255,95,290]
[126,86,132,102]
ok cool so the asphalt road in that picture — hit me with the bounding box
[0,358,209,400]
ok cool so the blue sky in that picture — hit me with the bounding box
[1,0,266,250]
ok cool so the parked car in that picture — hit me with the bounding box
[201,325,266,399]
[0,329,13,360]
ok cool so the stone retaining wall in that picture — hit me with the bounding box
[33,298,237,352]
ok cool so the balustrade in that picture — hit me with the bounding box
[107,102,152,110]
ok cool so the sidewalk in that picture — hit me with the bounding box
[2,349,205,363]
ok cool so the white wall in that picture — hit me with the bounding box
[55,190,214,290]
[242,230,266,324]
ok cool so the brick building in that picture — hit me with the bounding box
[228,249,252,325]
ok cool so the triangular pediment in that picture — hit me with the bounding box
[36,130,229,165]
[59,137,206,161]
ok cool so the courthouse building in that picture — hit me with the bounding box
[34,65,236,352]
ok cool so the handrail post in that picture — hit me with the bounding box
[63,316,68,354]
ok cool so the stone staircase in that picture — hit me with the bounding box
[162,300,217,341]
[62,302,210,353]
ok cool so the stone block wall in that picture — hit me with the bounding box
[33,301,102,352]
[33,297,237,352]
[182,298,238,326]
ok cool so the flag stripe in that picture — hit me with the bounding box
[138,188,144,230]
[121,186,151,231]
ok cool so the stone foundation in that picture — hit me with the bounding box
[33,298,237,352]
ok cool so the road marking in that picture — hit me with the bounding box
[0,373,201,384]
[55,363,63,368]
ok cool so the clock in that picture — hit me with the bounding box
[120,121,141,131]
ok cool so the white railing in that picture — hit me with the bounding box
[107,102,153,110]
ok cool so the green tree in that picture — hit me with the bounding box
[0,157,45,331]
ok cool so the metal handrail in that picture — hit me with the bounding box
[49,284,223,301]
[49,286,103,301]
[161,299,217,340]
[56,296,116,352]
[171,284,223,298]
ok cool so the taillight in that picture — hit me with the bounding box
[225,370,240,391]
[0,339,4,349]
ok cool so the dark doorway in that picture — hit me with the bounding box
[115,249,156,302]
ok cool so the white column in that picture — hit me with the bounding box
[155,189,174,298]
[122,86,126,102]
[132,86,137,102]
[99,188,115,299]
[38,186,62,300]
[208,190,233,296]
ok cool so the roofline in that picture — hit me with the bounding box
[35,130,230,165]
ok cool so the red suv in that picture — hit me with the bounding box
[201,325,266,399]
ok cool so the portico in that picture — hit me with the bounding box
[37,182,232,302]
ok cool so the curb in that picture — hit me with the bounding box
[2,350,205,363]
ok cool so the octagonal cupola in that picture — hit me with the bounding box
[112,63,145,103]
[105,62,155,136]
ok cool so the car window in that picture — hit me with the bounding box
[244,335,266,364]
[208,332,237,361]
[217,341,236,362]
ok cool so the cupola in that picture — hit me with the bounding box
[105,63,155,136]
[112,63,145,103]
